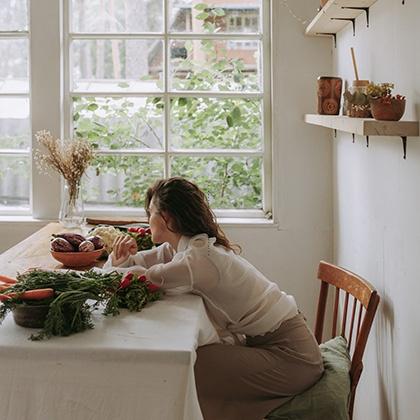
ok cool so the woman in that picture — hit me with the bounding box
[104,177,323,420]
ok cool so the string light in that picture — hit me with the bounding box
[280,0,310,26]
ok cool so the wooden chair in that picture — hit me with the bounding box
[315,261,380,420]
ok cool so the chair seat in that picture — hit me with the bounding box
[266,336,351,420]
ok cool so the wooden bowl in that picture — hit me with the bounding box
[51,247,104,268]
[13,303,50,328]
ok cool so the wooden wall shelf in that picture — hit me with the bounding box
[306,0,378,39]
[304,114,420,159]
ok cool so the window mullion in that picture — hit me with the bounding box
[70,33,165,40]
[262,0,272,217]
[68,33,261,40]
[0,31,28,38]
[30,0,61,219]
[0,92,28,97]
[63,0,71,143]
[0,150,30,156]
[170,150,263,157]
[164,0,170,178]
[69,91,262,98]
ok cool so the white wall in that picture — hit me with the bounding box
[0,1,333,328]
[333,1,420,419]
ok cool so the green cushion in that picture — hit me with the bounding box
[267,336,351,420]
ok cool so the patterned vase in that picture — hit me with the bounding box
[317,76,342,115]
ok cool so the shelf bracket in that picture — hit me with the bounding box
[352,133,355,143]
[330,18,356,36]
[401,136,407,159]
[316,32,337,47]
[334,129,337,138]
[366,136,369,148]
[341,7,370,27]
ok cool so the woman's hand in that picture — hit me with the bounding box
[111,235,138,266]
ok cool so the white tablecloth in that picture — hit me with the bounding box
[0,294,219,420]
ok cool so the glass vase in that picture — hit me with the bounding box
[59,180,85,228]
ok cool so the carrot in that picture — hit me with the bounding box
[0,280,13,287]
[7,288,54,301]
[0,294,11,302]
[0,284,11,291]
[0,275,17,284]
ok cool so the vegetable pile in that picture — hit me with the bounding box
[89,225,154,255]
[51,232,104,253]
[126,226,154,251]
[0,270,162,341]
[87,226,122,254]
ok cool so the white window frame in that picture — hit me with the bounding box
[3,0,273,222]
[30,0,62,219]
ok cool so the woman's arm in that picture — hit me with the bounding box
[144,246,219,291]
[103,242,175,270]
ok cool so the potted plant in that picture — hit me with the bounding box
[367,82,406,121]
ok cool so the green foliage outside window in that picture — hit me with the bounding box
[73,4,264,210]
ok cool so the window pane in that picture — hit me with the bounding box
[171,156,262,209]
[84,155,164,207]
[0,97,30,149]
[71,0,163,33]
[170,39,260,92]
[0,155,29,208]
[71,39,163,93]
[0,39,29,93]
[73,96,164,150]
[170,97,262,150]
[0,0,28,31]
[169,0,261,33]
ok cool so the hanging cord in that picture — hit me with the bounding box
[280,0,310,26]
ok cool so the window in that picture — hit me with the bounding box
[0,1,30,214]
[2,0,272,220]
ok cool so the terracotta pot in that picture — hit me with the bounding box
[320,0,329,8]
[370,98,406,121]
[317,76,342,115]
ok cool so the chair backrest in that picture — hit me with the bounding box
[314,261,380,420]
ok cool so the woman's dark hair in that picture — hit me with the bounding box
[145,177,240,253]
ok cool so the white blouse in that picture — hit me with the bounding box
[103,234,298,339]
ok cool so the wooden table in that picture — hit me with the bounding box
[0,223,219,420]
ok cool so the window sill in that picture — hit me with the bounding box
[0,216,278,229]
[0,216,52,224]
[218,217,278,228]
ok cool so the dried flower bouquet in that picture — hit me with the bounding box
[34,131,95,205]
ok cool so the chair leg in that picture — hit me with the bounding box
[348,391,355,420]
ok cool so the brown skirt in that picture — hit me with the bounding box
[194,313,324,420]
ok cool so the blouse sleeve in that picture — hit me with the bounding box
[144,238,219,291]
[102,242,175,270]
